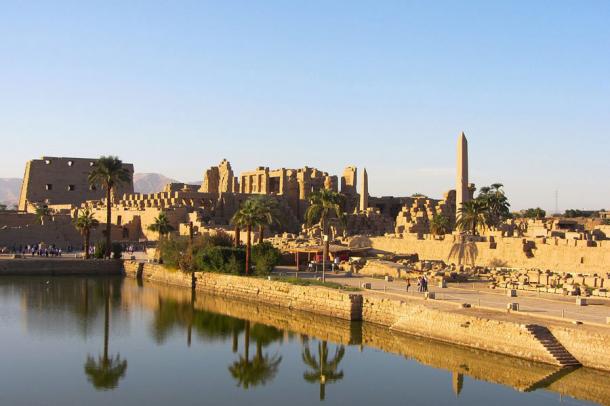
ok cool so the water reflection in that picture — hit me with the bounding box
[302,339,345,400]
[83,280,128,390]
[228,321,283,389]
[2,276,610,405]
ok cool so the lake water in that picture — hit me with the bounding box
[0,276,606,406]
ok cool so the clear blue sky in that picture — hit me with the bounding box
[1,1,609,211]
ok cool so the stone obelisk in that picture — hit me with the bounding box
[456,132,469,214]
[359,168,368,212]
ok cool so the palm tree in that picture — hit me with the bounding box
[75,208,100,259]
[477,183,510,228]
[147,211,175,240]
[429,213,450,238]
[248,196,283,243]
[456,200,488,236]
[231,198,266,275]
[83,281,127,390]
[302,340,345,400]
[88,156,132,258]
[229,322,282,389]
[305,189,345,262]
[34,204,51,225]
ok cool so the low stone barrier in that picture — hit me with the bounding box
[195,272,362,321]
[0,258,123,275]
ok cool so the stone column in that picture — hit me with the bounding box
[456,132,469,215]
[359,168,368,212]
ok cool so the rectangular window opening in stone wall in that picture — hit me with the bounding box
[67,160,73,166]
[67,185,75,191]
[45,184,53,190]
[89,184,96,191]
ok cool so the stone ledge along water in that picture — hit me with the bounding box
[123,261,610,371]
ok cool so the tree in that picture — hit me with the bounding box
[429,213,450,238]
[302,340,345,400]
[83,281,127,390]
[456,200,487,236]
[305,189,345,262]
[231,198,266,275]
[248,195,283,243]
[228,321,282,389]
[75,208,100,259]
[147,211,175,240]
[522,207,546,219]
[88,156,132,258]
[34,204,51,225]
[476,183,510,228]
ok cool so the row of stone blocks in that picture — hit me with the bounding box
[124,262,363,321]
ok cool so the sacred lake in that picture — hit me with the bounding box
[0,276,608,406]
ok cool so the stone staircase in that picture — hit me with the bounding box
[525,324,581,367]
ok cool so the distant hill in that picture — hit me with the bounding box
[133,173,179,194]
[0,178,22,208]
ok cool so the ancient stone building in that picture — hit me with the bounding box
[18,157,134,211]
[394,190,456,235]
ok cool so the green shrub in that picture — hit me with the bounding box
[251,242,281,275]
[158,237,189,268]
[111,242,123,259]
[201,231,234,248]
[93,241,107,259]
[195,246,245,274]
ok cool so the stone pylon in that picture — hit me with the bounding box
[359,168,368,212]
[456,132,470,215]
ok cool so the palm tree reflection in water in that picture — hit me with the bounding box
[229,321,283,389]
[83,280,127,390]
[302,339,345,400]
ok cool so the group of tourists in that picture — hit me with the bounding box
[24,244,65,257]
[406,275,429,293]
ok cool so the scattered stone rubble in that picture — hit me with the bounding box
[489,268,610,297]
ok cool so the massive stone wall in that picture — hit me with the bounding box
[18,157,134,211]
[366,234,610,274]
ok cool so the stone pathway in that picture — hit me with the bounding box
[274,266,610,326]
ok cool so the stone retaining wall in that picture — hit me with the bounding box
[361,295,558,365]
[125,262,362,321]
[123,261,610,371]
[195,272,362,321]
[549,325,610,371]
[0,258,123,275]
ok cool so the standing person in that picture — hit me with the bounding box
[423,276,429,292]
[406,278,411,292]
[333,255,340,273]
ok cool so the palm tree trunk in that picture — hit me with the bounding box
[234,225,240,247]
[84,229,90,259]
[244,321,250,362]
[232,328,238,353]
[105,187,112,258]
[258,225,264,244]
[245,225,251,275]
[103,283,110,364]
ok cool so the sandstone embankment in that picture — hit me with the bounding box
[123,261,610,371]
